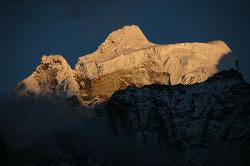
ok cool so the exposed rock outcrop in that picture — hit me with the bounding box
[15,55,83,105]
[9,70,250,166]
[15,25,236,105]
[105,70,250,165]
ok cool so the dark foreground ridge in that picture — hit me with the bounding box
[106,69,250,165]
[1,70,250,166]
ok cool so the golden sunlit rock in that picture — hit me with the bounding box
[15,25,236,105]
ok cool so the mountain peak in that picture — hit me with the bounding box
[15,55,81,100]
[40,55,68,65]
[95,25,154,57]
[106,25,149,44]
[15,26,237,106]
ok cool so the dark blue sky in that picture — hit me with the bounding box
[0,0,250,94]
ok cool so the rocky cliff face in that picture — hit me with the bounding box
[8,25,250,165]
[15,55,84,104]
[10,70,250,166]
[104,70,250,165]
[15,25,236,105]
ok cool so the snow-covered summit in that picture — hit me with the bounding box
[15,55,82,102]
[15,25,236,105]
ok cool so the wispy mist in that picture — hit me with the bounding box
[0,96,152,165]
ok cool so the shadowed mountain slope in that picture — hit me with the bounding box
[104,70,250,165]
